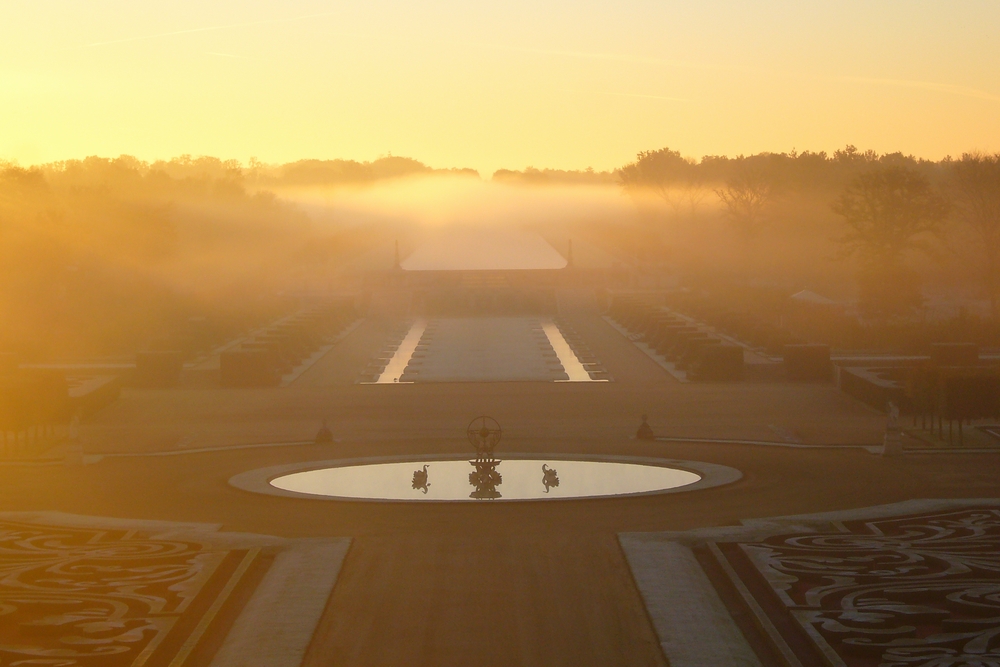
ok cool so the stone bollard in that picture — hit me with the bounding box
[636,414,655,441]
[315,419,333,444]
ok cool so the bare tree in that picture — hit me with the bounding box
[714,166,774,239]
[617,148,698,266]
[619,148,695,221]
[953,152,1000,317]
[683,182,708,218]
[833,166,948,263]
[832,165,949,316]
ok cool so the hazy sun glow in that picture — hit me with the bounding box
[4,1,1000,171]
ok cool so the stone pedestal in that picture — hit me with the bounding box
[882,429,904,457]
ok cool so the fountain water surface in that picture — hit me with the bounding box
[269,457,701,502]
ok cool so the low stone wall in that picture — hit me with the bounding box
[836,365,908,412]
[68,374,122,419]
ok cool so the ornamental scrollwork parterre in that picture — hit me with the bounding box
[740,509,1000,667]
[0,520,229,666]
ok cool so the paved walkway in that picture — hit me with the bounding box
[4,312,998,666]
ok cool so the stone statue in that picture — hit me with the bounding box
[883,401,903,456]
[469,460,502,499]
[886,401,900,431]
[541,464,560,493]
[411,465,430,494]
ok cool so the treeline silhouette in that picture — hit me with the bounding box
[492,167,616,185]
[4,147,998,362]
[618,145,949,191]
[43,154,480,189]
[262,156,479,187]
[611,146,1000,351]
[0,156,378,361]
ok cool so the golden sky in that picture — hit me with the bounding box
[3,1,999,174]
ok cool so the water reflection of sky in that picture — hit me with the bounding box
[270,459,701,501]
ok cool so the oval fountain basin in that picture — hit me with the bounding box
[269,458,702,502]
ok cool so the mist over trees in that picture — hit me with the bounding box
[832,166,949,316]
[953,153,1000,317]
[616,146,1000,322]
[617,145,947,197]
[82,154,480,189]
[492,167,616,186]
[266,156,479,187]
[4,146,1000,363]
[714,165,775,241]
[0,156,386,360]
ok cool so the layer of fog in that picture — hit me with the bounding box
[273,177,644,271]
[2,156,990,362]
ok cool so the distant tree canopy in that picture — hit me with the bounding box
[831,165,949,317]
[612,145,1000,318]
[0,156,377,360]
[618,148,694,196]
[715,164,775,239]
[269,156,479,187]
[617,149,702,220]
[953,152,1000,315]
[832,166,949,264]
[617,145,945,195]
[36,154,481,190]
[491,167,616,185]
[5,146,1000,361]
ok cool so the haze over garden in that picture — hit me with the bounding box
[3,4,1000,667]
